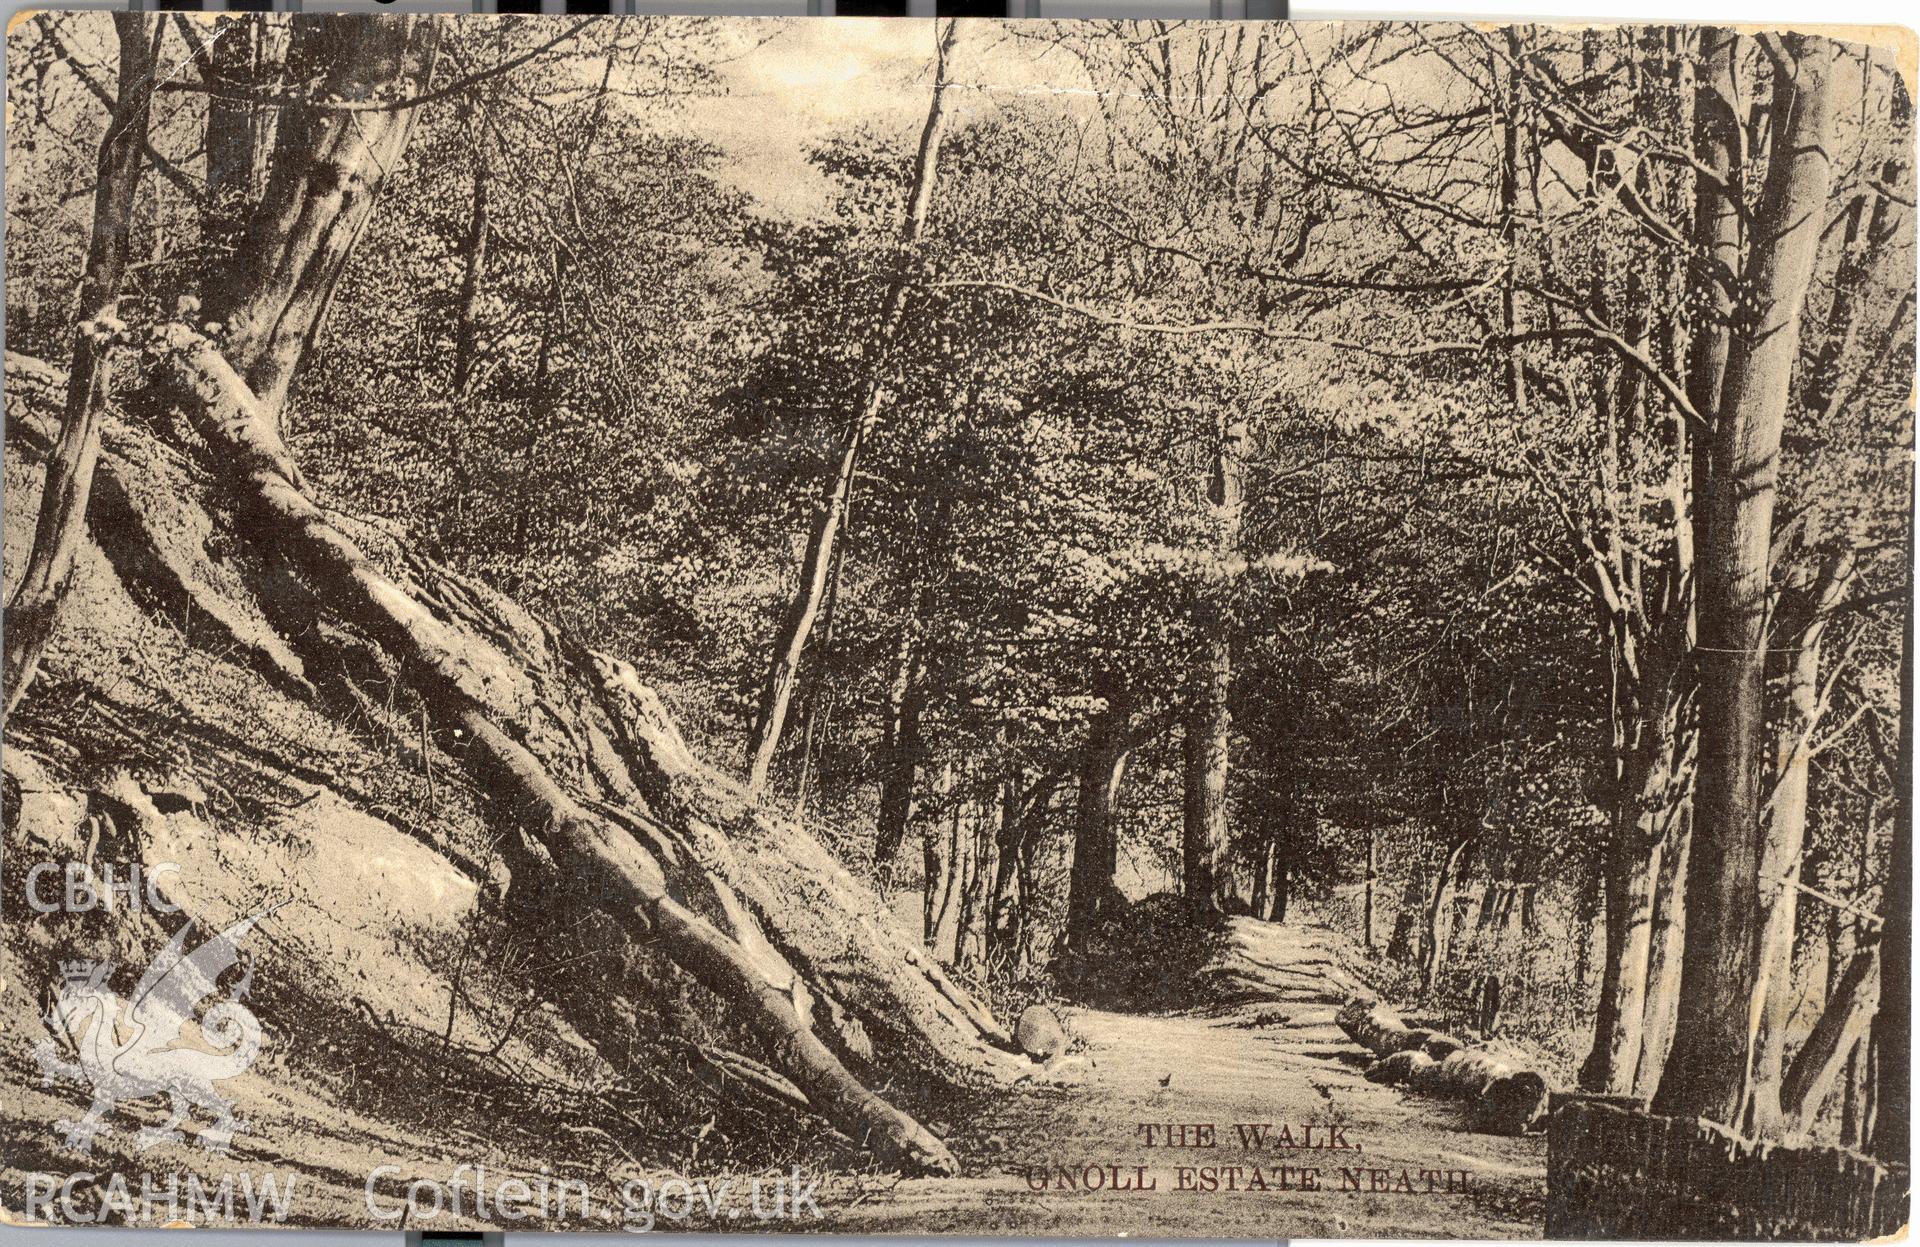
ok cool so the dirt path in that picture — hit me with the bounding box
[2,921,1545,1236]
[819,922,1546,1238]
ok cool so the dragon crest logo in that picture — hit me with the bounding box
[34,904,279,1155]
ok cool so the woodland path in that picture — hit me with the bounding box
[0,922,1545,1235]
[818,920,1548,1237]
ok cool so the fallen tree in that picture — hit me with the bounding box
[1339,996,1549,1136]
[1335,997,1449,1055]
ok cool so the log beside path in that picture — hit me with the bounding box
[1337,996,1550,1136]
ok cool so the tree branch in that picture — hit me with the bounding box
[155,17,600,114]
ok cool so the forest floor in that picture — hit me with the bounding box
[817,920,1548,1237]
[2,916,1547,1236]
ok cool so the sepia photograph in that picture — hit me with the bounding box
[0,11,1913,1238]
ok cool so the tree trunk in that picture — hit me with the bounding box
[936,801,964,959]
[1340,998,1549,1136]
[1362,831,1378,951]
[1581,831,1657,1092]
[1633,803,1692,1097]
[1748,553,1853,1132]
[1180,649,1231,906]
[987,771,1058,968]
[1180,411,1244,907]
[875,625,927,883]
[445,117,489,543]
[1337,998,1443,1055]
[1655,33,1837,1125]
[510,249,564,571]
[1376,1046,1550,1137]
[1251,830,1289,922]
[786,541,845,825]
[3,14,157,721]
[985,772,1023,966]
[1387,857,1425,964]
[206,14,441,424]
[1472,878,1507,944]
[1250,834,1271,919]
[1420,834,1474,989]
[449,129,489,404]
[1684,29,1740,426]
[924,760,955,951]
[1781,944,1882,1127]
[1581,736,1680,1093]
[747,21,958,796]
[198,12,263,249]
[1871,529,1912,1162]
[1248,789,1290,922]
[1065,671,1131,952]
[956,794,996,975]
[1841,1037,1865,1146]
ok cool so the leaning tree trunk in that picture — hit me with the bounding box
[4,13,157,721]
[18,5,1020,1177]
[1420,833,1474,989]
[746,20,958,796]
[149,326,1021,1172]
[1655,32,1837,1127]
[1781,943,1881,1128]
[206,14,440,426]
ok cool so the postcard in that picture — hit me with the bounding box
[2,11,1912,1237]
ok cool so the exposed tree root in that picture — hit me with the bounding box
[5,353,310,694]
[118,326,1015,1173]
